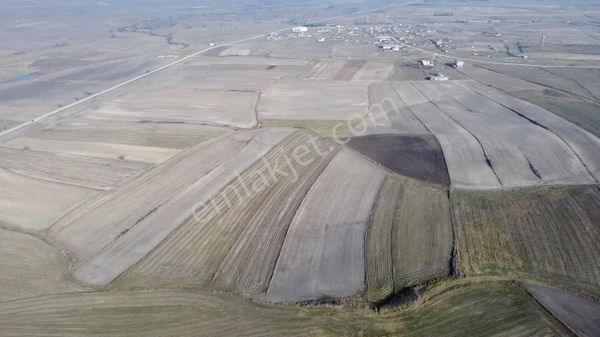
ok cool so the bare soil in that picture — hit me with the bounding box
[348,134,450,187]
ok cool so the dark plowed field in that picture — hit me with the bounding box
[348,134,450,186]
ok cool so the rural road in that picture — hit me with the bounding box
[3,1,596,139]
[0,3,414,139]
[397,41,600,69]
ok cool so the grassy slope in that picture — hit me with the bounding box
[0,282,572,337]
[0,228,86,302]
[261,119,359,138]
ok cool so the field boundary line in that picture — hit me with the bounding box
[518,282,579,337]
[0,2,416,139]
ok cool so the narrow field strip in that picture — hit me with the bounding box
[74,129,294,286]
[267,149,385,303]
[118,132,338,296]
[366,176,452,304]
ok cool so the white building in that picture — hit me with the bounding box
[293,26,308,33]
[420,59,434,67]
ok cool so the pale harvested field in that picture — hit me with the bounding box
[460,65,545,92]
[331,42,385,58]
[302,60,347,80]
[258,80,368,120]
[366,176,452,303]
[366,82,428,134]
[513,90,600,139]
[0,229,84,302]
[334,59,366,81]
[2,138,179,165]
[267,149,385,303]
[386,62,428,82]
[391,81,501,189]
[414,81,594,187]
[452,186,600,287]
[248,38,336,59]
[464,81,600,182]
[30,118,227,149]
[0,169,96,230]
[49,131,263,264]
[302,60,394,82]
[479,65,599,101]
[179,64,301,92]
[190,56,308,68]
[537,67,600,101]
[352,61,394,82]
[74,129,293,286]
[524,283,600,337]
[120,133,339,296]
[86,89,259,128]
[0,147,149,190]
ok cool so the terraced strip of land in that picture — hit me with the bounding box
[512,90,600,139]
[416,81,593,187]
[0,146,149,190]
[352,61,394,82]
[366,82,428,135]
[464,81,600,182]
[385,80,600,189]
[391,81,501,189]
[267,149,385,303]
[0,168,97,230]
[49,131,265,264]
[452,186,600,287]
[258,80,369,121]
[478,65,600,102]
[119,132,339,296]
[30,118,227,149]
[2,137,180,165]
[366,176,452,303]
[74,129,294,285]
[87,88,260,128]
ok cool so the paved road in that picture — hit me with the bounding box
[0,3,412,138]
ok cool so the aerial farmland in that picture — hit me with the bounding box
[1,0,599,336]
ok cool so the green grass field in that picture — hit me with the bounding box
[0,281,572,337]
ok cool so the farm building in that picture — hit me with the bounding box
[379,44,400,51]
[420,59,434,67]
[430,72,448,81]
[292,27,308,33]
[453,60,464,68]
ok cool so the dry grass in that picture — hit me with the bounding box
[452,185,600,287]
[0,229,85,302]
[0,282,572,337]
[366,176,452,303]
